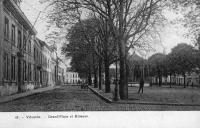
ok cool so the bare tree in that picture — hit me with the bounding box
[43,0,165,99]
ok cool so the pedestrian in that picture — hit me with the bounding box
[138,78,144,94]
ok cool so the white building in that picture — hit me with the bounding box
[65,72,80,84]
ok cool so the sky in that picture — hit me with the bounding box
[20,0,70,65]
[20,0,192,61]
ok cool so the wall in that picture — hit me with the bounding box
[0,2,19,95]
[0,0,3,91]
[0,0,37,96]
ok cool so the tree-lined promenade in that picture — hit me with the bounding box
[41,0,200,101]
[1,86,200,111]
[2,0,200,113]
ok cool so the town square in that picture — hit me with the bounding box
[0,0,200,112]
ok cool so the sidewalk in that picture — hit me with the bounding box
[88,86,113,103]
[89,86,200,106]
[0,86,60,104]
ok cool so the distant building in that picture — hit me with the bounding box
[65,71,80,84]
[151,71,200,87]
[127,53,150,82]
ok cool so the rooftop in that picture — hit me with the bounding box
[3,0,37,35]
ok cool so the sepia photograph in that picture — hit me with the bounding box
[0,0,200,127]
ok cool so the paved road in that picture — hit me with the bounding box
[0,86,200,111]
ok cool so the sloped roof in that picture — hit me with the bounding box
[128,52,143,62]
[127,53,148,67]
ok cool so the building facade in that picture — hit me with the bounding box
[0,0,67,96]
[33,38,42,88]
[44,44,54,87]
[0,0,37,96]
[151,72,200,87]
[65,72,80,84]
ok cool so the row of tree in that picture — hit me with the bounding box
[143,0,200,88]
[148,43,200,87]
[42,0,200,100]
[43,0,167,100]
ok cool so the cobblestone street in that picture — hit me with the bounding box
[0,86,200,111]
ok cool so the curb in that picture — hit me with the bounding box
[113,101,200,106]
[0,86,61,104]
[88,86,113,103]
[88,86,200,107]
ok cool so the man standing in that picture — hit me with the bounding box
[138,78,144,94]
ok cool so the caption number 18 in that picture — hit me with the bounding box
[15,116,19,119]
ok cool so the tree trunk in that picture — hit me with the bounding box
[114,60,120,101]
[118,0,128,100]
[88,69,92,86]
[126,63,129,89]
[94,70,98,88]
[119,43,128,99]
[159,75,162,87]
[104,59,110,93]
[170,74,172,88]
[92,52,98,88]
[98,58,102,90]
[183,74,186,88]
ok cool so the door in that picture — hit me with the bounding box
[18,59,22,92]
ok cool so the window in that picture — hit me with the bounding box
[4,17,9,39]
[3,53,9,80]
[28,40,31,54]
[23,35,26,51]
[34,65,37,82]
[18,30,22,49]
[28,63,31,81]
[11,25,15,44]
[11,56,16,81]
[40,52,42,64]
[23,61,27,81]
[47,60,49,68]
[34,47,36,60]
